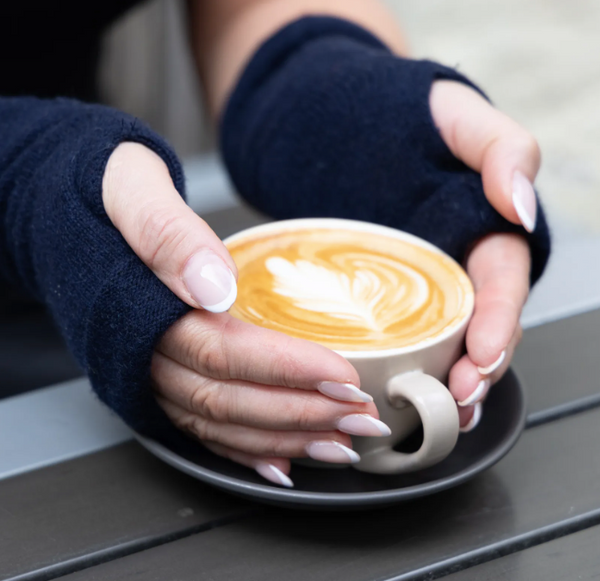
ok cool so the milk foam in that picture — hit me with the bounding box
[227,227,473,351]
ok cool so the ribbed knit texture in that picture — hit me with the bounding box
[221,17,551,283]
[0,97,190,434]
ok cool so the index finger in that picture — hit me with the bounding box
[464,232,531,369]
[430,80,541,232]
[157,310,369,402]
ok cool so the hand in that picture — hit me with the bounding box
[430,80,539,429]
[102,142,388,487]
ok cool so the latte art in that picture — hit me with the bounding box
[227,226,473,351]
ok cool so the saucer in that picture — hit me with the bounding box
[134,368,526,510]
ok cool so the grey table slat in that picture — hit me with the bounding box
[442,524,600,580]
[57,409,600,581]
[0,443,255,581]
[513,308,600,413]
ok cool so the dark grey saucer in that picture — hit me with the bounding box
[134,368,526,510]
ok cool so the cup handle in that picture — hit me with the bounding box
[357,371,459,474]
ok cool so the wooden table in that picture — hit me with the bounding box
[2,207,600,581]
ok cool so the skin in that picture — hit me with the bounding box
[102,0,540,479]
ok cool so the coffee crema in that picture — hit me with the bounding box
[227,227,473,351]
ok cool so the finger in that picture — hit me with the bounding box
[430,80,541,232]
[449,322,522,405]
[102,142,238,312]
[458,403,482,433]
[151,352,385,434]
[465,233,530,370]
[448,354,487,406]
[156,395,360,463]
[157,310,368,402]
[201,441,294,488]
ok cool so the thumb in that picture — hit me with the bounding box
[102,142,237,312]
[429,79,541,233]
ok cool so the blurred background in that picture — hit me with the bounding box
[100,0,598,226]
[99,0,600,326]
[3,0,598,397]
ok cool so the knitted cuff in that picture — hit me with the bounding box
[8,100,192,435]
[221,16,550,283]
[75,108,192,435]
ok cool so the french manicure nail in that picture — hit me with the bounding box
[336,414,392,437]
[458,379,491,407]
[183,251,237,313]
[477,350,506,375]
[318,382,373,403]
[255,463,294,488]
[512,170,537,233]
[306,441,361,464]
[460,402,483,433]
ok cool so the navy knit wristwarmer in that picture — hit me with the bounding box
[0,97,190,435]
[221,17,551,283]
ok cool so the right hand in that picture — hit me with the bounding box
[102,142,388,487]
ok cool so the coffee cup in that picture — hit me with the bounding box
[224,218,474,474]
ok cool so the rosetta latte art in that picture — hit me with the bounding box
[227,227,473,351]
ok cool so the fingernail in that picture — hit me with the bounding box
[318,382,373,403]
[306,441,360,464]
[458,379,491,407]
[336,414,392,437]
[512,170,537,233]
[477,350,506,375]
[460,402,483,433]
[183,251,237,313]
[255,463,294,488]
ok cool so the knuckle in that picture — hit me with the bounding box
[191,382,229,423]
[519,132,542,165]
[295,397,330,431]
[295,401,316,431]
[176,315,230,378]
[268,435,292,458]
[194,330,228,378]
[138,207,188,270]
[190,416,214,442]
[262,335,306,388]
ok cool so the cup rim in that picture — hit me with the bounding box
[223,218,475,359]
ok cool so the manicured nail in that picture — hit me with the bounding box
[460,402,483,433]
[477,350,506,375]
[183,251,237,313]
[458,379,491,407]
[336,414,392,437]
[306,441,360,464]
[318,382,373,403]
[255,463,294,488]
[512,170,537,233]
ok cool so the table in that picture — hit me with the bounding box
[2,205,600,581]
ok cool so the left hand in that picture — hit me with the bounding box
[430,80,539,430]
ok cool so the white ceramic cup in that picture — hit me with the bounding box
[224,218,474,475]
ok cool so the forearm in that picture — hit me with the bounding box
[188,0,408,119]
[0,97,189,433]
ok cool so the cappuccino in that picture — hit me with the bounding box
[226,220,473,352]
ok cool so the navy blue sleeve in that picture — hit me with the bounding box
[0,97,191,435]
[220,17,551,283]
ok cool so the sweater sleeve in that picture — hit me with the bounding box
[220,17,551,284]
[0,97,191,435]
